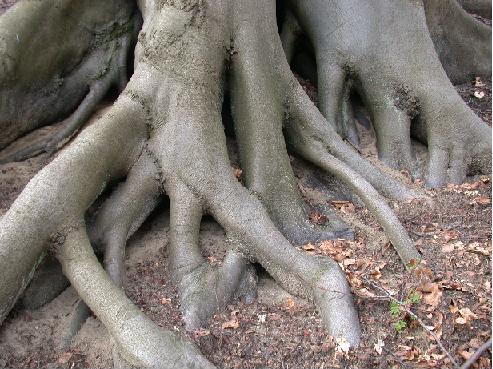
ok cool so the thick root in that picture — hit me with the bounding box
[287,0,492,187]
[424,0,492,84]
[0,93,147,324]
[285,102,421,266]
[90,150,161,287]
[168,179,255,330]
[0,0,139,152]
[208,179,361,346]
[230,0,351,245]
[458,0,492,19]
[57,226,215,369]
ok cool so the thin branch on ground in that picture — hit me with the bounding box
[459,338,492,369]
[360,275,459,368]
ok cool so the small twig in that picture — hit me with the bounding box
[361,275,459,368]
[382,346,411,369]
[459,338,492,369]
[410,230,439,237]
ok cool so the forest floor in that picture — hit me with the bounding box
[0,74,490,368]
[0,2,491,367]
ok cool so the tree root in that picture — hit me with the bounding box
[424,0,492,84]
[457,0,492,19]
[0,0,139,157]
[287,0,492,187]
[230,2,352,245]
[57,226,215,368]
[0,0,489,366]
[90,150,161,287]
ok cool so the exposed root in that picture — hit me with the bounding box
[90,150,161,287]
[61,299,91,349]
[425,0,491,84]
[288,78,419,202]
[0,0,138,157]
[57,226,215,368]
[167,166,256,330]
[285,108,420,266]
[0,93,147,324]
[230,1,351,245]
[287,0,492,187]
[208,178,361,346]
[1,0,489,366]
[458,0,492,18]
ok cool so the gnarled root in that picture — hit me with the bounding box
[1,0,477,365]
[287,0,491,187]
[424,0,492,84]
[57,226,215,369]
[457,0,492,19]
[0,0,140,161]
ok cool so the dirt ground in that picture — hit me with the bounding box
[0,3,491,369]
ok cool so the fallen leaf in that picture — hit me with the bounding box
[474,77,485,87]
[417,283,442,311]
[232,167,242,180]
[193,328,210,337]
[355,287,376,299]
[457,307,478,323]
[466,242,491,256]
[460,182,481,190]
[342,258,356,267]
[474,196,491,205]
[57,352,72,364]
[331,200,355,214]
[302,243,315,251]
[222,318,239,329]
[285,298,295,309]
[335,337,351,354]
[474,90,485,99]
[459,350,473,360]
[374,338,385,354]
[442,230,460,243]
[160,297,171,305]
[309,212,328,225]
[441,243,455,253]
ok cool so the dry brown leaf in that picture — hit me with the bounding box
[342,258,356,267]
[458,307,478,323]
[285,297,295,309]
[309,212,328,225]
[331,200,355,214]
[441,243,455,253]
[466,242,491,256]
[474,196,491,205]
[355,288,376,299]
[474,77,485,87]
[57,352,73,364]
[222,318,239,329]
[442,230,460,243]
[455,316,467,325]
[417,283,442,311]
[232,167,242,180]
[302,243,315,251]
[160,297,171,305]
[460,181,481,190]
[194,328,210,337]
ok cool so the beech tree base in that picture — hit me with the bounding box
[0,0,490,367]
